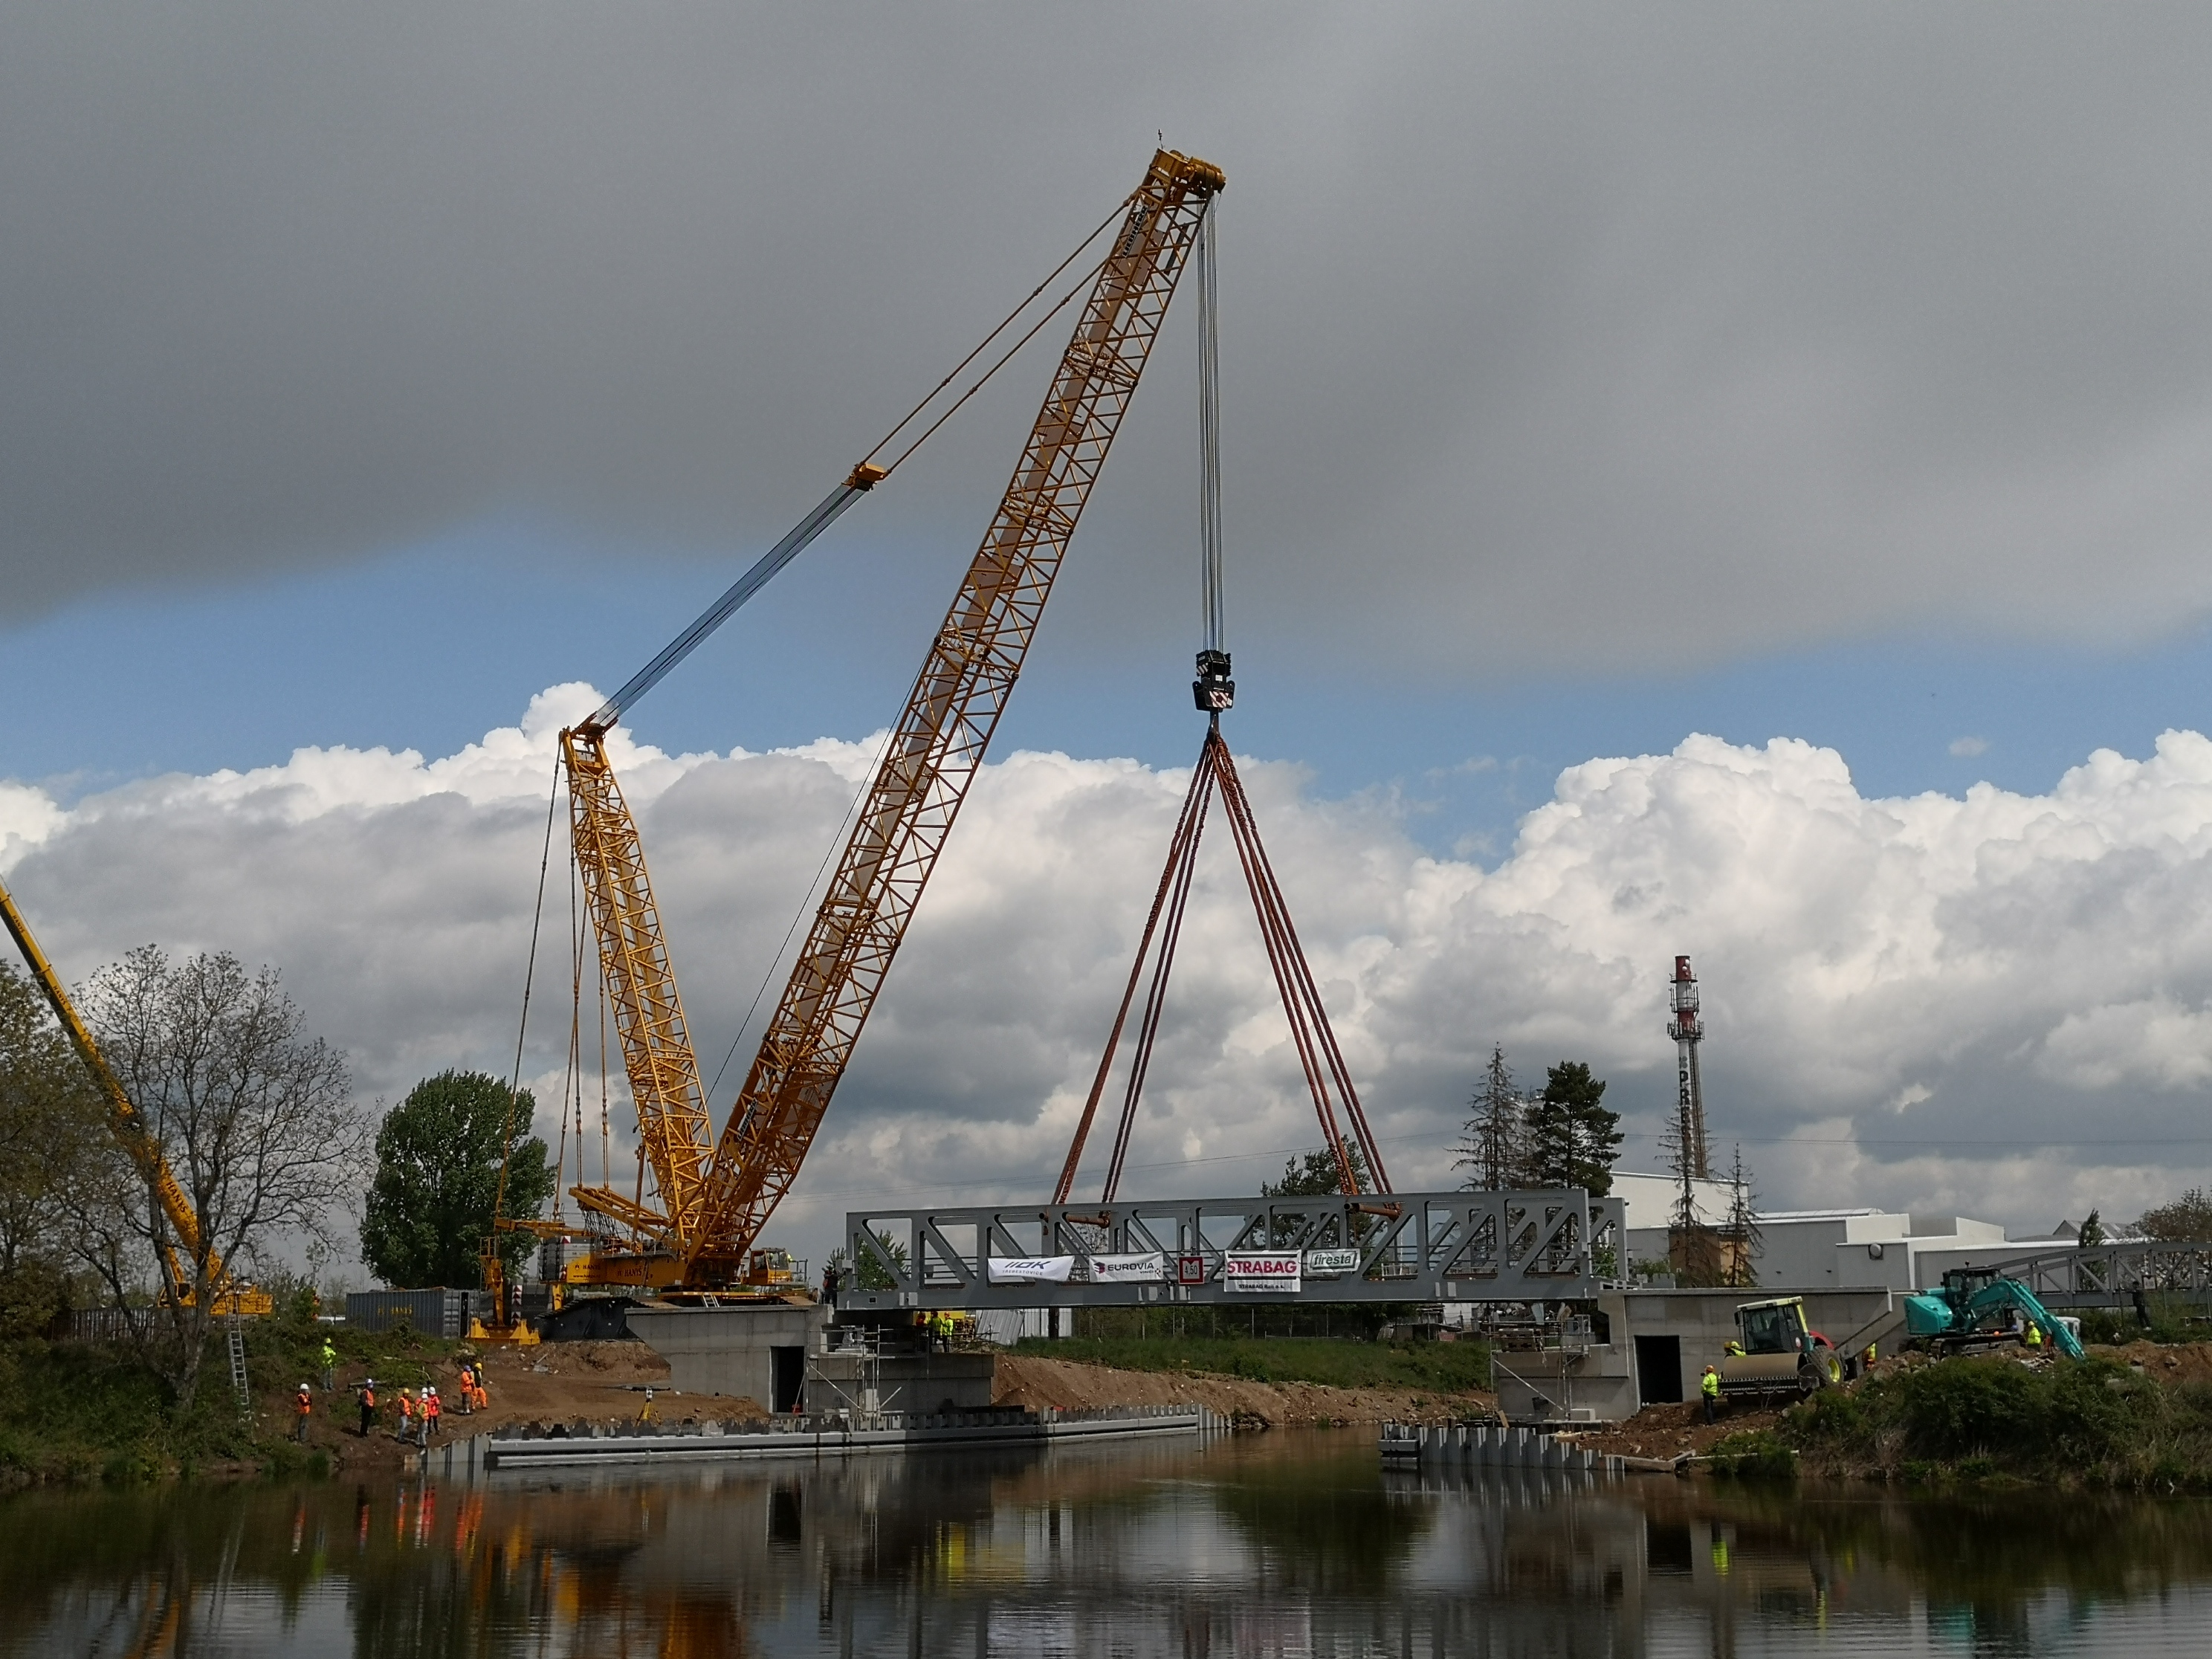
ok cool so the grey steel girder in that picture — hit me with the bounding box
[1963,1239,2212,1310]
[838,1189,1625,1310]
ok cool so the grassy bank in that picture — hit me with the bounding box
[0,1313,463,1487]
[1707,1352,2212,1492]
[1009,1334,1493,1394]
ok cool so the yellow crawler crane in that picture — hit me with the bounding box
[552,148,1222,1290]
[685,149,1222,1282]
[0,871,271,1316]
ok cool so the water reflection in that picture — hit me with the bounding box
[2,1432,2210,1656]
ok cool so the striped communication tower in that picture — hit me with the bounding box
[1668,955,1711,1181]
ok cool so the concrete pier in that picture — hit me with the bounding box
[1379,1421,1623,1476]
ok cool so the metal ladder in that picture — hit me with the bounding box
[225,1313,250,1414]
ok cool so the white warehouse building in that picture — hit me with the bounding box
[1607,1171,2063,1293]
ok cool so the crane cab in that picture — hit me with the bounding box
[743,1247,804,1288]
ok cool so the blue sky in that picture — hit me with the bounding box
[9,512,2206,866]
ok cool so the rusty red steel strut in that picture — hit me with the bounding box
[1050,723,1391,1204]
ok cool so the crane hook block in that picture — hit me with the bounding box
[1194,649,1235,713]
[846,462,889,491]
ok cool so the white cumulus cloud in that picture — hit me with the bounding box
[7,698,2212,1269]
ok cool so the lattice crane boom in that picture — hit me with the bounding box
[684,149,1224,1279]
[560,727,715,1257]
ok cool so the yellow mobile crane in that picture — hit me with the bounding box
[0,872,271,1316]
[542,148,1222,1294]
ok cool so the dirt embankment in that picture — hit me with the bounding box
[2092,1339,2212,1382]
[297,1340,753,1474]
[1555,1399,1791,1462]
[992,1354,1491,1427]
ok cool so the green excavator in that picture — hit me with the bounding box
[1904,1267,2086,1359]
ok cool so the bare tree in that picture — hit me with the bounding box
[1455,1044,1527,1191]
[58,947,368,1406]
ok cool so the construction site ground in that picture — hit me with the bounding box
[296,1345,1493,1470]
[1553,1398,1791,1463]
[284,1340,710,1476]
[2091,1338,2212,1382]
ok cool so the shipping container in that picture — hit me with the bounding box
[344,1288,480,1339]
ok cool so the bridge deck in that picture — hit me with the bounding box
[838,1189,1625,1310]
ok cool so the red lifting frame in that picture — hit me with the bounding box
[1052,725,1391,1203]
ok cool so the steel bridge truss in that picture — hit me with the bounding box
[1967,1239,2212,1311]
[840,1189,1625,1310]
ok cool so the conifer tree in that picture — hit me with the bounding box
[1521,1061,1623,1196]
[1455,1043,1526,1191]
[1721,1143,1762,1287]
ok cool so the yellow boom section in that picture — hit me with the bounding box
[0,870,266,1313]
[685,149,1224,1281]
[560,726,714,1253]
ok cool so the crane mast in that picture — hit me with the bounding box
[560,727,714,1267]
[684,149,1223,1281]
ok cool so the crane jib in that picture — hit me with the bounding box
[587,471,880,731]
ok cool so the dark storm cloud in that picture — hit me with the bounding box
[7,4,2212,670]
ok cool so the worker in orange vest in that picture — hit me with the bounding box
[294,1382,313,1443]
[396,1388,415,1441]
[456,1364,474,1415]
[422,1385,440,1445]
[471,1367,489,1414]
[358,1378,378,1438]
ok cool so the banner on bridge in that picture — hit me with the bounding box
[1089,1252,1166,1283]
[1223,1251,1302,1294]
[988,1255,1076,1284]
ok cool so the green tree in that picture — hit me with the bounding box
[2137,1187,2212,1244]
[359,1070,555,1288]
[1263,1143,1373,1197]
[1521,1061,1623,1196]
[827,1231,911,1292]
[2076,1209,2105,1249]
[0,961,104,1336]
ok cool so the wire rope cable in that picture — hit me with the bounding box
[497,760,566,1227]
[1197,201,1224,657]
[589,201,1134,731]
[702,722,901,1105]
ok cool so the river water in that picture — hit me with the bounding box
[4,1430,2209,1657]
